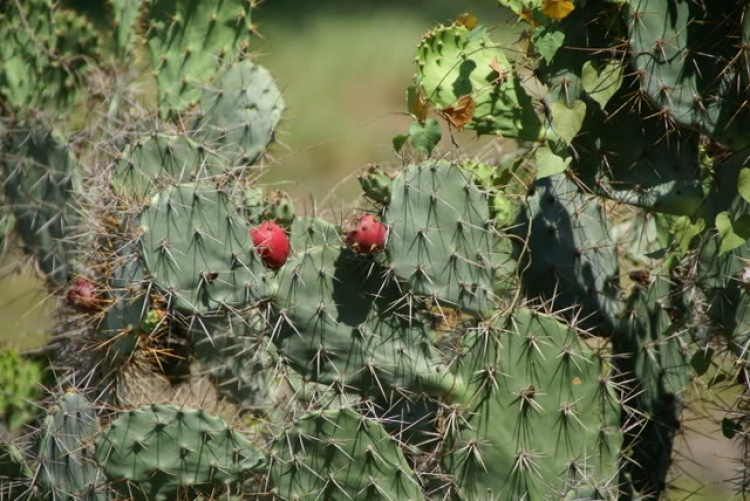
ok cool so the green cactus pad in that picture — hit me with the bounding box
[271,409,425,501]
[384,160,499,316]
[113,134,228,200]
[573,104,704,217]
[111,0,142,57]
[190,313,273,409]
[614,268,691,497]
[445,308,622,500]
[359,165,392,203]
[517,173,621,334]
[627,0,750,149]
[147,0,254,117]
[100,251,147,359]
[271,245,455,399]
[696,152,750,346]
[139,183,269,314]
[0,441,31,482]
[414,24,541,140]
[0,1,101,112]
[289,215,341,251]
[37,392,107,501]
[1,126,79,284]
[262,190,295,226]
[194,61,284,166]
[240,186,267,224]
[95,404,264,501]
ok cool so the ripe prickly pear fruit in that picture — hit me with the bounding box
[250,221,290,269]
[358,165,391,203]
[66,277,100,313]
[346,214,387,254]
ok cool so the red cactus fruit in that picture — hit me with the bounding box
[250,221,290,269]
[347,214,387,254]
[66,277,100,313]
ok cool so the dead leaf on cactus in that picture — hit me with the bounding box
[542,0,575,21]
[489,57,508,84]
[441,96,476,130]
[456,13,479,30]
[518,9,537,27]
[410,86,432,123]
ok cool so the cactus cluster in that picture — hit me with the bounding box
[1,0,750,500]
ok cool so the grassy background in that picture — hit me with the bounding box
[0,1,743,498]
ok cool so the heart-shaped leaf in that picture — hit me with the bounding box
[581,60,623,109]
[550,100,586,145]
[409,119,442,155]
[716,211,750,255]
[535,145,571,178]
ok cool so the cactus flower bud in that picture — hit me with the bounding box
[66,277,100,313]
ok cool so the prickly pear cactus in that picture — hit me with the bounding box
[270,409,425,501]
[95,404,264,500]
[36,392,107,501]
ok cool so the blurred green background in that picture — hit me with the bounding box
[0,1,743,499]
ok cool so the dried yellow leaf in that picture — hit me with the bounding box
[441,96,476,130]
[456,13,479,30]
[542,0,575,21]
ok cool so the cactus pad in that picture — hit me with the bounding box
[139,183,269,314]
[37,391,106,501]
[190,314,273,409]
[517,174,621,333]
[271,245,454,398]
[574,106,704,217]
[1,126,79,283]
[614,269,691,497]
[626,0,750,149]
[113,134,227,200]
[289,215,341,251]
[445,308,622,500]
[271,409,425,501]
[414,24,541,140]
[384,160,499,316]
[194,61,284,166]
[95,404,264,500]
[147,0,254,117]
[0,1,101,111]
[100,252,147,359]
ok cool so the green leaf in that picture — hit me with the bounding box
[550,100,586,144]
[738,168,750,205]
[409,119,442,155]
[581,60,623,109]
[715,211,750,255]
[535,145,571,178]
[393,135,409,153]
[722,417,742,439]
[689,348,714,376]
[672,216,705,255]
[532,25,565,63]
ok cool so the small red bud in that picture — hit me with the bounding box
[66,278,100,313]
